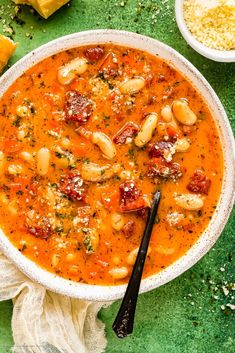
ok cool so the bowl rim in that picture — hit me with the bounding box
[0,29,234,301]
[175,0,235,62]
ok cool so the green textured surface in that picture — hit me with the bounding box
[0,0,234,352]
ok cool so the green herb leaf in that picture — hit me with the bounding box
[12,116,21,127]
[83,235,94,254]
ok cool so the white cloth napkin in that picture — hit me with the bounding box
[0,253,108,353]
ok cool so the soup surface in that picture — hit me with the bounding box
[0,44,223,285]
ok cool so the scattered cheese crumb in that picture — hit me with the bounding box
[226,303,235,310]
[184,0,235,50]
[222,286,229,296]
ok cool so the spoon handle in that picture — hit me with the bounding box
[112,190,161,338]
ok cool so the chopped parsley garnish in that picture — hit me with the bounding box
[83,235,94,254]
[55,152,63,159]
[55,226,64,234]
[83,158,90,164]
[12,116,22,127]
[55,213,67,219]
[128,148,135,158]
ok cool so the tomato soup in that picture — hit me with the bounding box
[0,45,223,285]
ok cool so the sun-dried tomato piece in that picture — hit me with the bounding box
[122,220,135,238]
[60,172,86,202]
[158,74,166,83]
[99,52,119,77]
[147,157,182,181]
[119,181,145,212]
[187,170,211,194]
[136,208,148,219]
[147,95,157,105]
[113,122,139,144]
[148,141,174,159]
[25,216,52,239]
[84,47,105,61]
[65,91,93,123]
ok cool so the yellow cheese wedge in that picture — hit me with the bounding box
[0,34,17,73]
[12,0,70,19]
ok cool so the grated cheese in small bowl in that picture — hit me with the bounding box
[184,0,235,51]
[175,0,235,62]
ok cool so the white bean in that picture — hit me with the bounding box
[81,163,120,182]
[109,266,129,279]
[161,105,174,122]
[156,245,175,255]
[174,193,204,210]
[56,157,69,169]
[111,212,125,231]
[20,151,34,164]
[174,138,190,152]
[120,77,145,95]
[126,247,151,266]
[0,151,5,175]
[8,164,23,175]
[92,132,117,159]
[78,128,117,160]
[135,113,158,147]
[53,146,75,169]
[172,100,197,126]
[0,192,8,204]
[57,57,88,85]
[66,253,76,262]
[51,254,60,267]
[7,200,18,216]
[68,265,79,274]
[0,192,17,215]
[112,256,121,265]
[37,147,50,176]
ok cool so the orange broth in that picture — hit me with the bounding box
[0,45,223,285]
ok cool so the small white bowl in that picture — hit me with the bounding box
[175,0,235,62]
[0,30,234,301]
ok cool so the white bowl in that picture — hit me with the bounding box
[175,0,235,62]
[0,30,234,301]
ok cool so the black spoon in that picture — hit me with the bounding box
[112,190,161,338]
